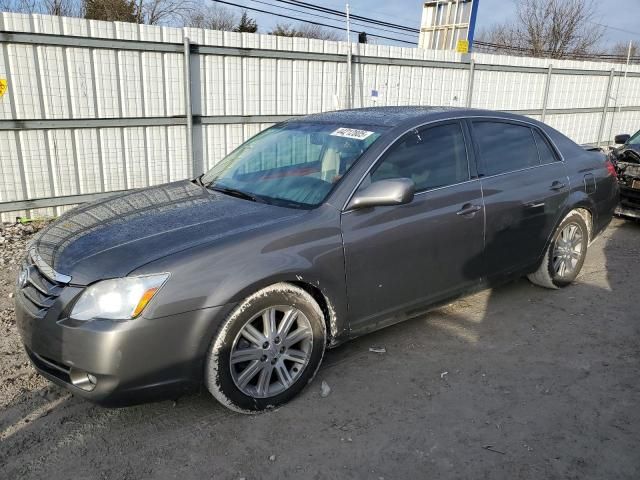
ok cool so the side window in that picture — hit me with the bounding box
[532,129,559,164]
[369,122,469,192]
[473,121,540,176]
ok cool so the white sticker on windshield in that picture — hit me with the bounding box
[330,127,375,140]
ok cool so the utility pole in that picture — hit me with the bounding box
[608,40,633,143]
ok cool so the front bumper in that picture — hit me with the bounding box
[15,270,233,406]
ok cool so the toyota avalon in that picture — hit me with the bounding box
[15,107,619,412]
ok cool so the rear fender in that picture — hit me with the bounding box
[534,191,595,268]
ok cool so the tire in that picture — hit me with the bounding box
[527,211,589,289]
[205,283,326,413]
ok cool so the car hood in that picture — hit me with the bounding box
[31,181,305,285]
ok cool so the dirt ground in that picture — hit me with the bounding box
[0,218,639,479]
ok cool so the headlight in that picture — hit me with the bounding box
[70,273,169,321]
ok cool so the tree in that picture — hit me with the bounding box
[269,22,339,41]
[137,0,194,26]
[43,0,79,16]
[477,0,603,59]
[185,4,237,31]
[84,0,138,22]
[610,40,639,59]
[234,10,257,33]
[0,0,81,16]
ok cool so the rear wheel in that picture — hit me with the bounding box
[527,211,589,289]
[205,283,326,413]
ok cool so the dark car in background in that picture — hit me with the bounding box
[610,130,640,219]
[15,107,619,413]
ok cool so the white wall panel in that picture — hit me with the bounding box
[20,130,52,199]
[75,129,103,193]
[100,127,126,191]
[123,127,147,189]
[67,48,96,117]
[48,129,77,196]
[146,126,169,185]
[0,131,24,202]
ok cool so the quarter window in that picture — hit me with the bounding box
[532,128,559,164]
[473,121,540,176]
[369,122,469,192]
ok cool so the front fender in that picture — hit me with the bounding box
[132,205,349,343]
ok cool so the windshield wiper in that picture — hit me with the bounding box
[207,184,262,203]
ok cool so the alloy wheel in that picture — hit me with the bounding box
[229,306,313,398]
[552,222,584,278]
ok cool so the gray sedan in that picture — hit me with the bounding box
[15,107,619,412]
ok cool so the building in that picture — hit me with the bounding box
[418,0,479,51]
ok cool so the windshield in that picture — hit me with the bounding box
[628,130,640,145]
[201,122,384,208]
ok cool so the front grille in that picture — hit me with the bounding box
[18,252,66,320]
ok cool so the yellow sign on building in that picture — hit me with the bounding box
[456,40,469,54]
[0,79,7,98]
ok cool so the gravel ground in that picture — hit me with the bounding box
[0,222,52,410]
[0,218,639,479]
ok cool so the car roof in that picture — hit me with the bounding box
[294,106,533,129]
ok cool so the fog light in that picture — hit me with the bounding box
[69,368,98,392]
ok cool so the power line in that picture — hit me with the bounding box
[248,0,418,39]
[589,21,640,39]
[274,0,420,34]
[210,0,417,44]
[474,40,640,63]
[282,0,421,34]
[305,0,423,28]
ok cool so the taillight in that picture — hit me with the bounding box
[605,159,617,178]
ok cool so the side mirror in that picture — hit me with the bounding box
[348,178,415,210]
[614,134,630,145]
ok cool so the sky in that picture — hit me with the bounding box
[212,0,640,50]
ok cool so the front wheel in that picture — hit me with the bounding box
[205,283,326,413]
[527,211,589,289]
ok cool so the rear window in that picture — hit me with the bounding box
[474,121,540,176]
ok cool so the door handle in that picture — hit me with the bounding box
[550,181,566,191]
[456,204,482,217]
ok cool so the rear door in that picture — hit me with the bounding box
[341,121,485,333]
[471,119,570,277]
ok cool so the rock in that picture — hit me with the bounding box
[369,346,386,353]
[268,455,276,462]
[320,380,331,397]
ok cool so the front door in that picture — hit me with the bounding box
[341,121,485,334]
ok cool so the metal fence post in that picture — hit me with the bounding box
[541,64,553,122]
[345,4,352,109]
[466,58,475,108]
[597,68,615,147]
[183,36,195,175]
